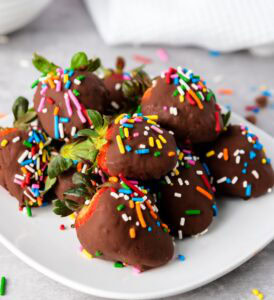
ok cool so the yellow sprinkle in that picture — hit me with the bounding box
[82,249,93,259]
[206,150,215,157]
[179,95,184,103]
[54,106,60,115]
[146,120,157,125]
[129,227,136,239]
[39,141,44,150]
[156,139,162,150]
[63,74,69,83]
[141,189,148,194]
[258,293,264,300]
[262,158,267,164]
[148,137,154,147]
[37,170,42,176]
[116,135,125,154]
[114,113,126,124]
[28,200,34,206]
[168,151,176,157]
[69,213,76,220]
[1,139,8,147]
[124,127,129,138]
[158,135,167,144]
[252,289,260,296]
[127,119,135,123]
[47,78,55,89]
[109,176,118,183]
[42,150,47,163]
[178,152,184,160]
[145,115,158,120]
[21,167,28,174]
[174,168,179,176]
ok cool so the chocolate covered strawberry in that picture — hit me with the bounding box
[74,178,174,271]
[157,149,217,238]
[59,111,178,180]
[0,126,52,207]
[141,67,224,144]
[102,57,151,113]
[32,52,110,141]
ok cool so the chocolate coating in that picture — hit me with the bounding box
[33,70,110,140]
[76,182,174,270]
[158,151,215,237]
[199,125,274,199]
[97,117,178,180]
[141,75,223,144]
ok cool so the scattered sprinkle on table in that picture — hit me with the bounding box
[156,48,169,62]
[0,276,6,296]
[217,88,233,95]
[178,254,185,262]
[59,224,65,230]
[133,54,152,64]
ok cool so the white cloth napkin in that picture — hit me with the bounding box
[84,0,274,53]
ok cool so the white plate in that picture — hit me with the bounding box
[0,112,274,300]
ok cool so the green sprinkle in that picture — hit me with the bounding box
[117,204,125,211]
[119,127,125,139]
[114,261,124,268]
[185,163,191,169]
[163,227,168,233]
[31,79,39,89]
[193,75,200,80]
[73,89,80,96]
[178,73,190,83]
[197,92,203,100]
[185,209,201,215]
[23,140,32,148]
[77,75,86,81]
[95,250,103,257]
[121,182,130,190]
[206,92,213,102]
[173,89,179,97]
[136,105,142,114]
[154,151,161,157]
[0,276,6,296]
[25,201,32,217]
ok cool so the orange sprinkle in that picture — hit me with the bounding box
[0,127,17,137]
[145,200,158,219]
[196,185,213,200]
[47,78,55,89]
[21,167,28,174]
[129,227,136,239]
[168,151,176,157]
[109,176,118,183]
[218,88,233,95]
[223,148,229,161]
[129,200,135,209]
[136,202,146,228]
[53,106,60,115]
[37,197,43,206]
[189,89,204,110]
[77,162,83,172]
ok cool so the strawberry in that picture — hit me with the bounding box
[59,110,178,180]
[31,52,110,141]
[141,67,224,144]
[74,178,174,271]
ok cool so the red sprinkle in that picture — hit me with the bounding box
[215,111,221,132]
[46,97,55,104]
[245,105,258,111]
[200,174,212,191]
[60,224,65,230]
[186,92,196,106]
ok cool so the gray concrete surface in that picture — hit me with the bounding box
[0,0,273,299]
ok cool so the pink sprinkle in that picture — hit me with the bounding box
[151,125,163,134]
[14,179,22,185]
[32,184,39,189]
[163,106,168,111]
[170,74,178,79]
[40,86,48,96]
[57,68,64,75]
[188,160,195,165]
[79,245,83,252]
[134,118,143,123]
[55,80,61,92]
[128,180,139,185]
[132,266,141,274]
[37,97,46,112]
[99,170,106,183]
[183,150,191,154]
[68,89,82,110]
[77,109,87,123]
[120,118,129,124]
[39,176,44,181]
[156,48,169,62]
[64,93,73,117]
[133,132,139,137]
[123,75,131,80]
[212,187,216,193]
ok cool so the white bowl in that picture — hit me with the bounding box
[0,0,52,35]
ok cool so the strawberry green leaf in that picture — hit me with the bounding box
[42,176,57,195]
[12,96,29,121]
[77,128,99,138]
[14,109,37,130]
[87,109,103,131]
[32,53,59,74]
[64,199,82,211]
[52,199,74,217]
[64,186,89,198]
[71,52,89,69]
[48,155,73,179]
[72,172,92,187]
[87,57,101,72]
[222,110,231,128]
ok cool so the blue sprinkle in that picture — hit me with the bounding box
[262,90,272,97]
[60,117,70,123]
[136,113,143,117]
[244,162,248,167]
[148,227,152,232]
[33,131,40,143]
[118,189,132,194]
[42,201,49,207]
[173,77,179,85]
[178,254,185,261]
[212,204,218,217]
[245,184,252,197]
[122,124,134,128]
[125,145,132,152]
[209,50,221,57]
[64,69,69,74]
[266,158,271,164]
[41,84,47,88]
[242,169,247,174]
[156,221,161,227]
[39,133,45,142]
[226,178,231,183]
[135,149,150,155]
[20,159,33,166]
[253,142,263,150]
[72,160,79,165]
[202,163,211,176]
[54,115,59,139]
[68,70,74,77]
[65,80,71,89]
[123,72,131,78]
[28,134,34,143]
[132,197,144,202]
[249,151,256,160]
[252,107,260,114]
